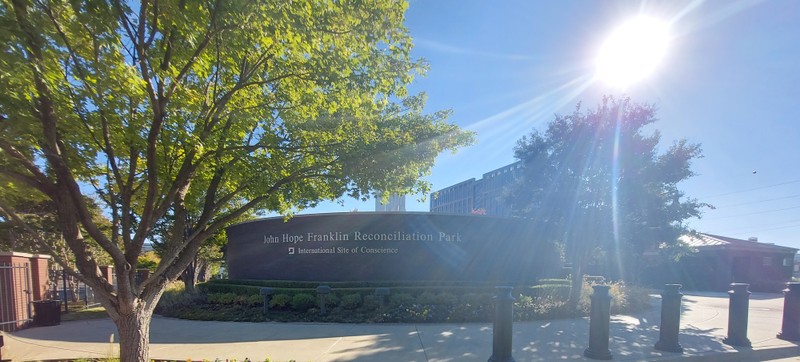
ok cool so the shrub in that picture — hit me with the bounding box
[362,294,381,310]
[389,293,414,308]
[416,292,437,305]
[246,294,263,307]
[340,293,363,310]
[462,292,492,306]
[534,284,571,300]
[198,282,261,295]
[579,280,651,315]
[155,288,207,315]
[208,293,237,305]
[322,293,339,308]
[514,295,536,320]
[291,293,316,311]
[269,294,292,310]
[436,292,458,306]
[537,278,570,285]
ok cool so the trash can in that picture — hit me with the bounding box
[32,300,61,326]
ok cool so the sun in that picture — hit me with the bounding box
[596,17,670,88]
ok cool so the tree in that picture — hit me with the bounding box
[0,1,473,361]
[149,209,247,292]
[0,184,114,267]
[509,97,705,308]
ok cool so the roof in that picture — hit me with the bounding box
[681,233,798,254]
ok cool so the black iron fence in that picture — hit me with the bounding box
[49,268,101,312]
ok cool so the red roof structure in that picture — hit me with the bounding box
[681,233,797,253]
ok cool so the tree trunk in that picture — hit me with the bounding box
[198,260,211,283]
[181,256,210,292]
[115,307,152,362]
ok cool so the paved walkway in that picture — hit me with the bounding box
[2,292,800,361]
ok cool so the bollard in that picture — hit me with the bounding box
[723,283,752,347]
[584,285,613,360]
[655,284,684,353]
[777,282,800,341]
[488,286,515,362]
[259,287,274,315]
[375,287,390,309]
[316,285,332,315]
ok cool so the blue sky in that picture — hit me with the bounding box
[308,1,800,249]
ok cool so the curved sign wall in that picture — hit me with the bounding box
[226,212,559,283]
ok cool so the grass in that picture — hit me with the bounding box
[61,306,109,322]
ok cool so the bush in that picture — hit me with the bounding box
[416,292,437,305]
[340,293,363,310]
[246,294,263,307]
[537,278,571,286]
[165,280,653,324]
[362,294,381,310]
[291,293,316,311]
[208,293,237,305]
[322,293,339,308]
[436,292,458,306]
[579,280,651,315]
[198,282,261,295]
[534,284,571,300]
[389,293,414,308]
[155,287,207,315]
[269,294,291,310]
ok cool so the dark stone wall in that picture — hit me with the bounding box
[226,212,560,283]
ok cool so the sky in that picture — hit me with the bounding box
[307,0,800,249]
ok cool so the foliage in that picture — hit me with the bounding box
[340,293,363,310]
[578,280,652,315]
[509,97,706,305]
[0,196,113,266]
[289,293,316,312]
[268,294,292,310]
[205,279,501,289]
[0,0,473,359]
[157,280,650,323]
[198,282,262,296]
[60,306,110,322]
[137,251,160,271]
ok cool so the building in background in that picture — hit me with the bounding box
[645,233,797,292]
[430,161,523,216]
[375,193,406,212]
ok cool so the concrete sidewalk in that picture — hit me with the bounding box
[3,292,800,361]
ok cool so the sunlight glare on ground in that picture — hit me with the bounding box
[596,17,670,88]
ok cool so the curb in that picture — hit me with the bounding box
[660,345,800,362]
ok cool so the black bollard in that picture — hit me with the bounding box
[488,286,515,362]
[259,287,274,315]
[723,283,752,347]
[584,285,613,360]
[655,284,684,353]
[317,285,331,315]
[777,282,800,341]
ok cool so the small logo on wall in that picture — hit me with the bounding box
[288,247,295,255]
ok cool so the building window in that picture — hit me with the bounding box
[763,256,773,266]
[784,257,792,267]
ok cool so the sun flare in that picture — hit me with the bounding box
[596,17,670,88]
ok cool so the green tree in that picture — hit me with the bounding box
[510,97,705,308]
[149,209,248,292]
[0,1,472,361]
[0,185,114,267]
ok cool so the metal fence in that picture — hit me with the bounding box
[49,268,101,312]
[0,263,32,332]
